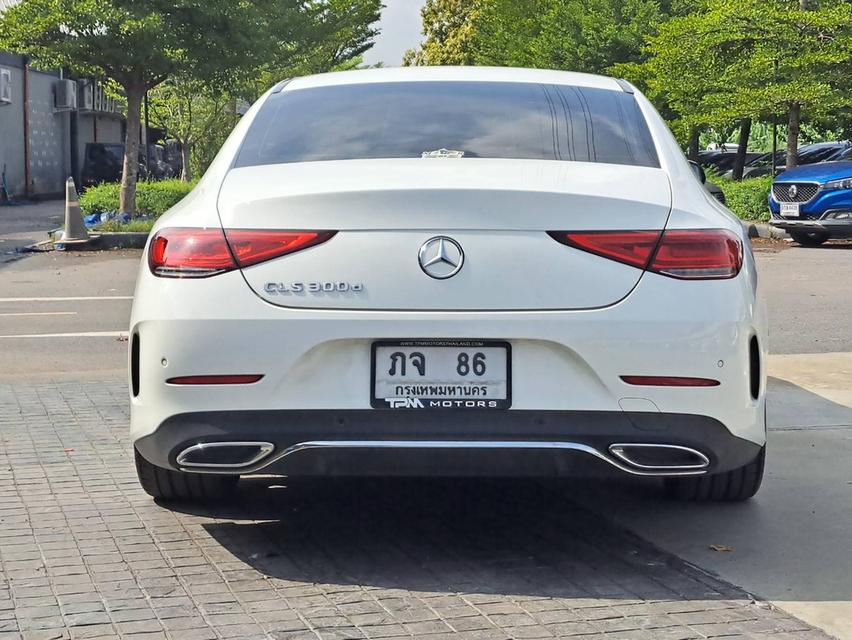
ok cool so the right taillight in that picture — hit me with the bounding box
[548,228,742,280]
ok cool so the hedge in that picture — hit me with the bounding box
[80,179,197,217]
[706,174,772,221]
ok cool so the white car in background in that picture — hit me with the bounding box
[130,66,767,503]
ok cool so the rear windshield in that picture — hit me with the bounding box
[235,81,659,168]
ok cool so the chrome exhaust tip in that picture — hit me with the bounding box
[176,442,274,469]
[608,443,709,472]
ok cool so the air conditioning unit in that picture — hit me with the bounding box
[0,68,11,105]
[55,78,77,110]
[77,80,94,111]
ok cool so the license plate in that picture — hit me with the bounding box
[781,202,800,218]
[371,340,511,409]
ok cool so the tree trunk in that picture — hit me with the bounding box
[687,127,700,162]
[787,101,800,170]
[180,141,192,182]
[120,84,145,215]
[731,117,752,181]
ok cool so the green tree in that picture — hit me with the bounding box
[406,0,664,74]
[478,0,663,74]
[640,0,852,172]
[148,0,381,179]
[0,0,276,213]
[148,78,237,182]
[403,0,486,66]
[245,0,381,100]
[0,0,381,213]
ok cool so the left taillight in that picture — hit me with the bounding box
[148,228,336,278]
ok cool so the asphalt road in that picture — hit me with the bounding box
[0,239,850,638]
[0,199,65,261]
[756,240,852,354]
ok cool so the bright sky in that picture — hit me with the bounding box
[362,1,428,67]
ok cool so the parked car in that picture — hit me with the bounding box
[81,143,147,188]
[130,67,767,505]
[698,150,762,175]
[728,142,850,179]
[706,142,739,152]
[769,160,852,245]
[145,145,171,181]
[690,160,727,205]
[163,140,184,178]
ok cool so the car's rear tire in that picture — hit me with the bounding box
[663,447,765,502]
[790,230,829,246]
[135,448,238,502]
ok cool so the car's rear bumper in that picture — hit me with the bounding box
[134,409,762,478]
[769,215,852,237]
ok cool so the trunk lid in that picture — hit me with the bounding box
[217,159,671,311]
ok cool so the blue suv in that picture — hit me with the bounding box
[770,157,852,245]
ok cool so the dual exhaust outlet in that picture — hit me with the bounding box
[176,440,710,476]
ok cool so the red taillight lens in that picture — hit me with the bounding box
[225,230,336,268]
[649,229,742,279]
[548,231,660,269]
[148,228,336,277]
[148,228,235,277]
[548,229,742,280]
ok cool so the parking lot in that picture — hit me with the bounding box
[0,225,850,640]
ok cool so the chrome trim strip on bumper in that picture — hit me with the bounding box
[176,441,275,469]
[178,439,710,477]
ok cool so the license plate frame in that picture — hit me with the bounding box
[371,339,512,410]
[780,202,801,218]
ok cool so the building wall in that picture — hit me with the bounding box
[0,52,125,199]
[26,67,71,197]
[0,53,26,197]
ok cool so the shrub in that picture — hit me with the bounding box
[706,174,772,221]
[80,179,196,217]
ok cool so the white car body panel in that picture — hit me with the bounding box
[219,160,672,310]
[130,66,767,482]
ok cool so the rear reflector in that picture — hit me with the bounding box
[166,374,264,385]
[548,229,742,279]
[148,228,336,278]
[621,376,720,387]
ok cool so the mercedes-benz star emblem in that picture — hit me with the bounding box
[788,184,798,199]
[418,236,464,280]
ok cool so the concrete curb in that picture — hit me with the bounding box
[96,232,149,249]
[38,231,149,252]
[742,220,789,240]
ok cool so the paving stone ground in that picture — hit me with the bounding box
[0,380,834,640]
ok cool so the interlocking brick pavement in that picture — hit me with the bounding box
[0,380,835,639]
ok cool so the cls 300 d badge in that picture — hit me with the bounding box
[264,282,364,294]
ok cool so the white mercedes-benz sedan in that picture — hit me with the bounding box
[130,66,767,503]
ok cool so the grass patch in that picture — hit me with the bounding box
[80,179,197,217]
[706,174,772,221]
[98,219,156,233]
